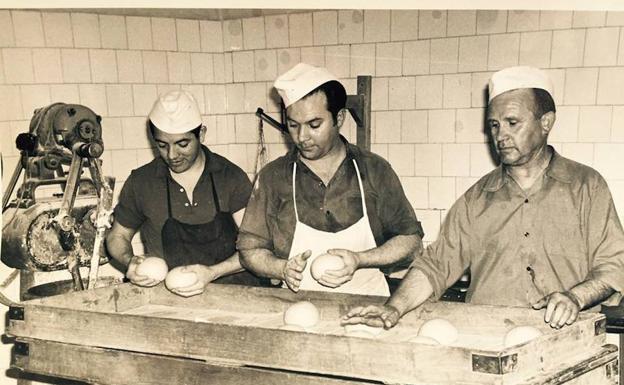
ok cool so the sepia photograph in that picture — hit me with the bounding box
[1,1,624,384]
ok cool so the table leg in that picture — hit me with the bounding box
[620,334,623,385]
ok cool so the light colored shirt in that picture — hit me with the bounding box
[411,148,624,307]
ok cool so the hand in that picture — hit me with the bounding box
[316,248,360,288]
[168,265,217,297]
[283,250,312,292]
[532,291,581,329]
[341,305,401,329]
[126,255,162,287]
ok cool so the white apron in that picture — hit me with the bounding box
[286,159,390,296]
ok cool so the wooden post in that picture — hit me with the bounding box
[346,76,372,151]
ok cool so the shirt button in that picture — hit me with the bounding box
[180,188,184,192]
[524,198,529,203]
[524,232,530,237]
[184,203,189,207]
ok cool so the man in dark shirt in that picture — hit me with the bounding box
[107,90,261,295]
[343,66,624,329]
[237,63,424,295]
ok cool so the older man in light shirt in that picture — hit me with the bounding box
[343,66,624,329]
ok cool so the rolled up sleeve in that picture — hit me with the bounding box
[409,195,472,300]
[226,166,253,213]
[587,176,624,305]
[237,172,274,251]
[113,172,146,230]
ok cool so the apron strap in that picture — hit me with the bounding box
[165,176,173,218]
[351,159,368,217]
[209,173,222,213]
[292,162,299,222]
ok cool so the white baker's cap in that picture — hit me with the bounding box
[148,90,202,134]
[274,62,338,107]
[488,66,554,103]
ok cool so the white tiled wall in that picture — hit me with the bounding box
[1,8,624,261]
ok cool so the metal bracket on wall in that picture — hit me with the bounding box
[255,75,373,151]
[255,108,285,132]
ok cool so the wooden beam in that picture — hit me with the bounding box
[346,76,371,151]
[13,339,368,385]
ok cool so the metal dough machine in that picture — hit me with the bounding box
[2,103,115,295]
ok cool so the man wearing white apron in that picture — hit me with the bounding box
[238,63,424,296]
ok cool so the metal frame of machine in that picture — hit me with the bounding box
[2,103,114,293]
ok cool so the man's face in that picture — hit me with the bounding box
[152,126,205,173]
[286,91,344,161]
[486,89,549,167]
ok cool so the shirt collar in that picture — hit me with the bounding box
[154,145,221,178]
[544,148,574,184]
[286,135,358,165]
[482,146,572,192]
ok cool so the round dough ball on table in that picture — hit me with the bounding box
[165,267,199,290]
[417,318,459,345]
[504,326,543,348]
[283,301,320,329]
[310,254,345,281]
[135,257,168,281]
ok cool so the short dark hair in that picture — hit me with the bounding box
[530,88,556,119]
[300,80,347,124]
[148,120,202,138]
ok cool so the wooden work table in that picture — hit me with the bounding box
[5,283,620,385]
[601,302,624,385]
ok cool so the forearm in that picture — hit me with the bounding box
[106,235,135,267]
[203,252,245,279]
[239,248,287,280]
[358,234,422,268]
[386,268,434,317]
[568,279,615,310]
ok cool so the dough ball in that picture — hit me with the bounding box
[283,301,320,329]
[408,335,440,345]
[504,326,543,348]
[310,254,345,281]
[135,257,168,281]
[344,323,383,337]
[417,318,458,345]
[165,267,198,290]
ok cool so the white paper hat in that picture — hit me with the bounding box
[274,63,338,107]
[148,90,202,134]
[488,66,554,103]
